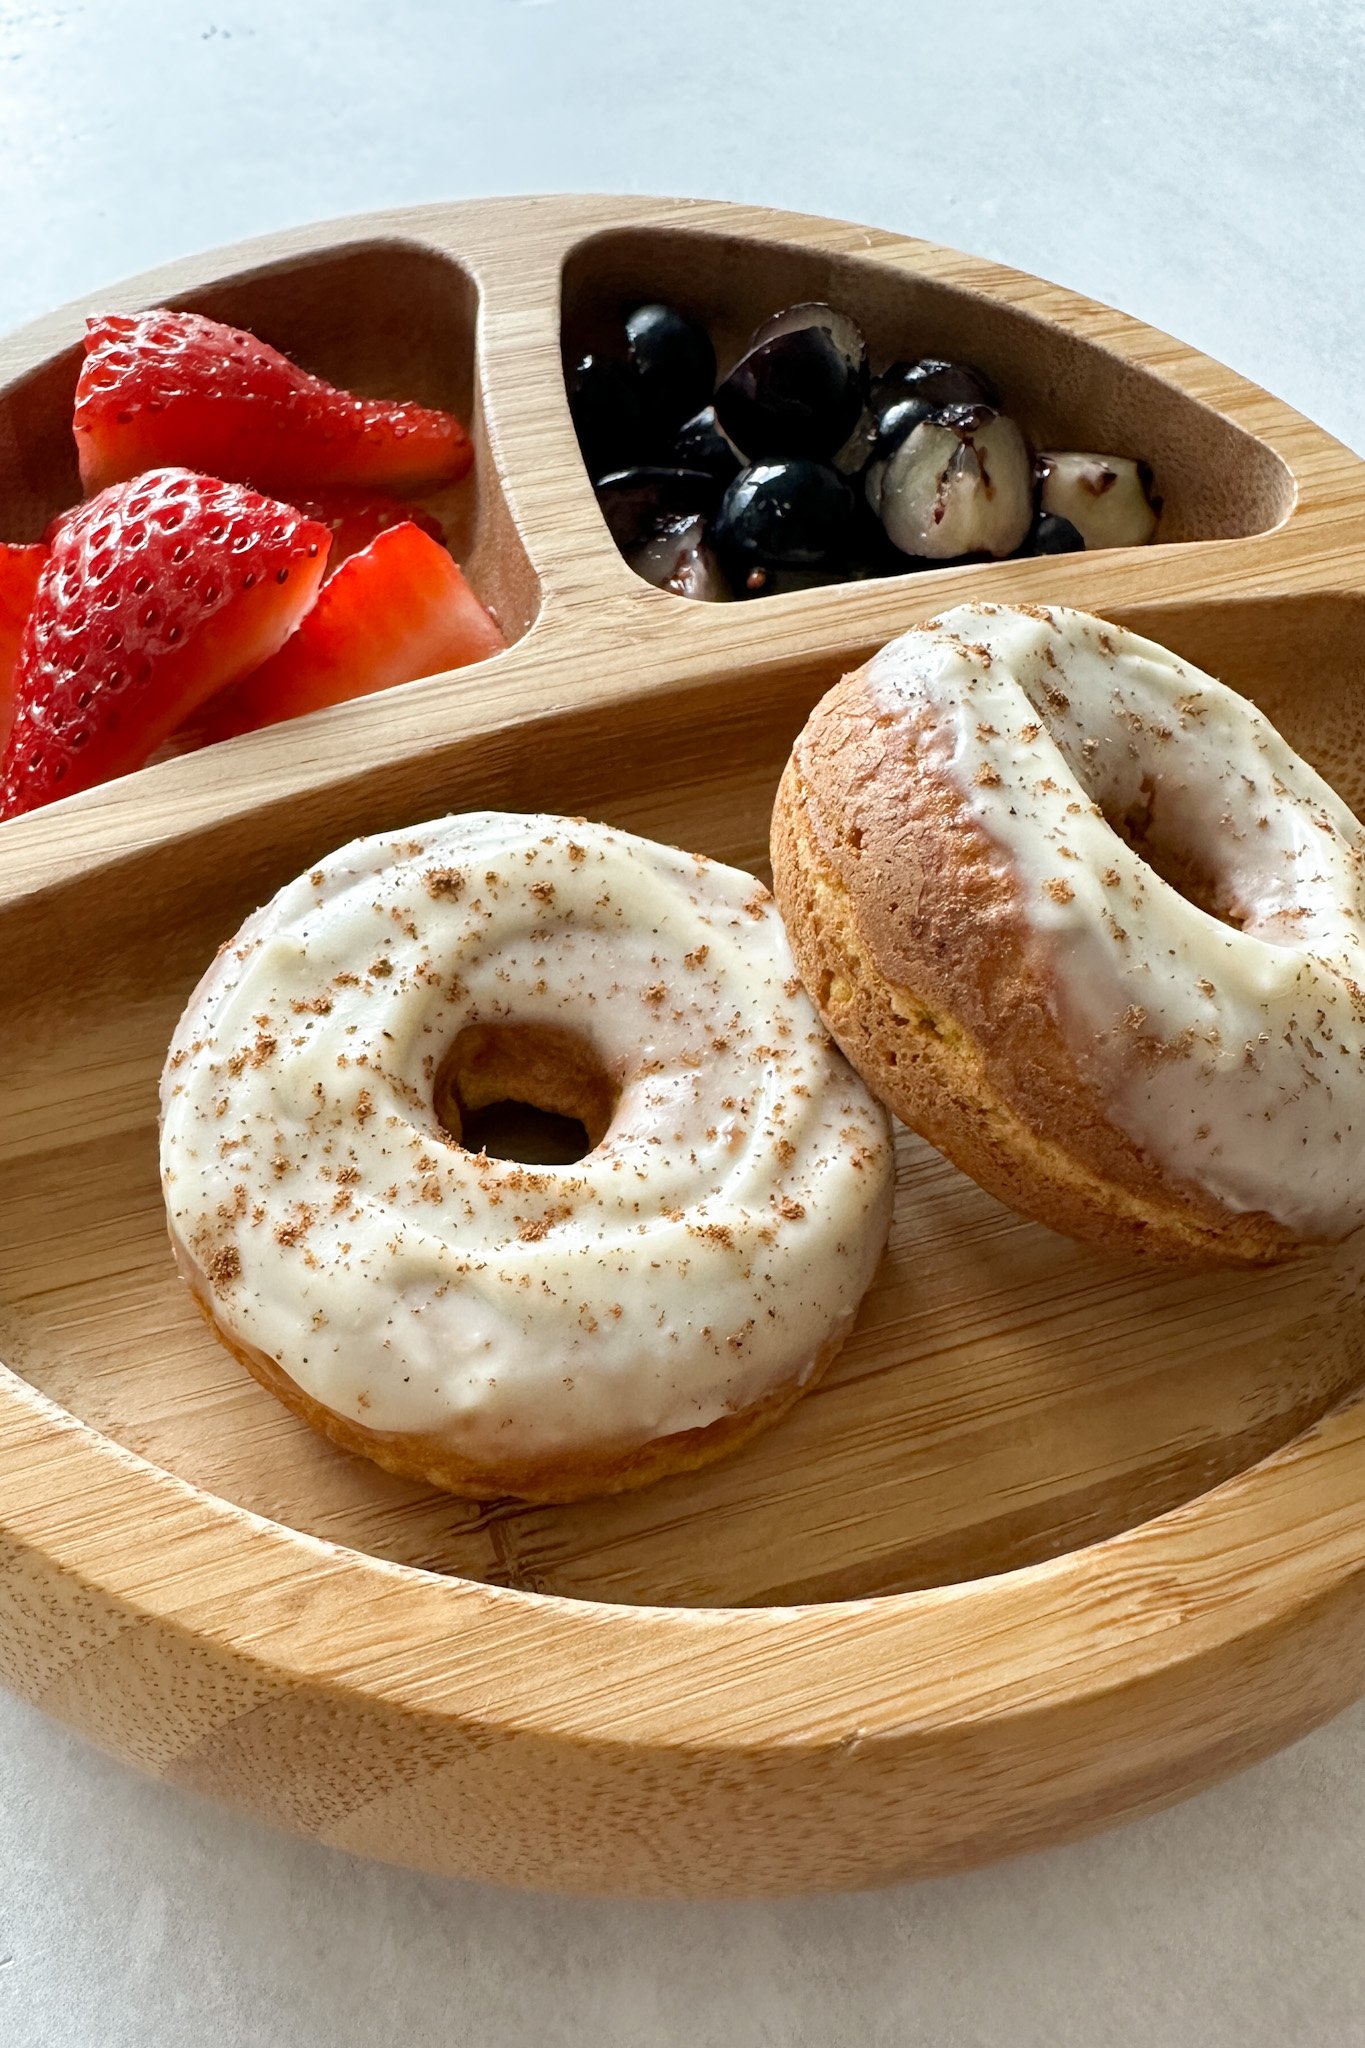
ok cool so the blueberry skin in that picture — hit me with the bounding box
[627,514,731,602]
[593,467,722,553]
[568,353,653,481]
[714,318,868,463]
[873,394,936,455]
[670,406,742,488]
[624,304,717,439]
[872,357,1000,414]
[711,459,857,596]
[1018,511,1086,556]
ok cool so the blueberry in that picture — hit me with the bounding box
[670,406,742,488]
[1018,511,1086,556]
[1034,452,1161,549]
[872,357,999,414]
[568,353,651,482]
[878,405,1034,561]
[711,458,857,595]
[593,467,722,553]
[624,304,716,439]
[627,513,730,601]
[714,303,868,463]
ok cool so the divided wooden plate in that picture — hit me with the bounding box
[2,196,1365,1898]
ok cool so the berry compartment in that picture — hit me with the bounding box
[561,223,1297,597]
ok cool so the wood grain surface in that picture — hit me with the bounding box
[1,195,1364,1896]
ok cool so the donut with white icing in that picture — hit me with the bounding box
[160,812,894,1501]
[772,602,1365,1265]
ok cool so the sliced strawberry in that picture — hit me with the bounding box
[205,521,505,741]
[76,309,474,498]
[44,487,416,567]
[0,543,47,752]
[290,488,446,575]
[0,468,330,818]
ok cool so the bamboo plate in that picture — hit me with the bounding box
[3,196,1365,1900]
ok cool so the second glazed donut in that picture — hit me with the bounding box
[773,602,1365,1265]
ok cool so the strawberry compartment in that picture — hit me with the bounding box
[0,236,539,650]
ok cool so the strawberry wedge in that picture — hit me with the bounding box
[0,542,47,751]
[291,488,446,575]
[76,309,474,497]
[0,469,330,817]
[205,521,504,741]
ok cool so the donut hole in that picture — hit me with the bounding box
[459,1102,591,1165]
[1104,774,1249,931]
[434,1023,617,1166]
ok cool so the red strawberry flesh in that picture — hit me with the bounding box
[0,468,330,818]
[290,488,446,574]
[76,308,474,497]
[205,520,504,741]
[0,543,48,752]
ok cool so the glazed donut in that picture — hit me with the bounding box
[772,602,1365,1266]
[160,811,894,1502]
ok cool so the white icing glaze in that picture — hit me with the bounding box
[159,813,893,1460]
[860,603,1365,1236]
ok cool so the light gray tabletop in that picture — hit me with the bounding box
[2,2,1364,2043]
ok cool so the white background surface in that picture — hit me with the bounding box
[2,1,1364,2041]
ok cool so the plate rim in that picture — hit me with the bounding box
[4,193,1365,1892]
